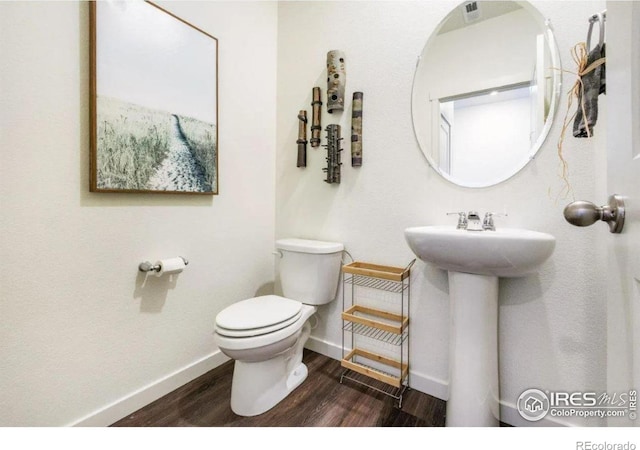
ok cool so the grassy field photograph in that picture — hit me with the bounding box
[96,97,217,192]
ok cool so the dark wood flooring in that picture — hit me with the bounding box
[112,349,447,427]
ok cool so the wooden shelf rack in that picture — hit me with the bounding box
[340,260,414,408]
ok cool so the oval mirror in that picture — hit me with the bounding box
[411,1,561,188]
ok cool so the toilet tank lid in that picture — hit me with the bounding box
[276,238,344,254]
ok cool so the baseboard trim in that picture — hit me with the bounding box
[499,400,573,427]
[74,337,572,428]
[69,351,230,427]
[305,334,343,361]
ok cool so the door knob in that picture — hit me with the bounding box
[563,194,625,233]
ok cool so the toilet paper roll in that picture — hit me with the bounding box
[154,257,185,277]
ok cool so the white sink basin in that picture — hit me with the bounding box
[404,226,556,278]
[404,225,555,426]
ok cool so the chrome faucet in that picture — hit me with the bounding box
[482,212,507,231]
[448,211,506,230]
[466,211,482,231]
[447,212,467,230]
[483,212,496,231]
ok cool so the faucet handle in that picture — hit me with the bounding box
[482,212,508,231]
[447,212,467,229]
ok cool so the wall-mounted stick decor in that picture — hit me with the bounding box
[351,92,363,167]
[90,1,218,194]
[326,50,346,113]
[296,110,308,168]
[310,87,322,147]
[323,124,343,184]
[573,12,606,138]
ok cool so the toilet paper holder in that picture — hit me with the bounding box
[138,256,189,273]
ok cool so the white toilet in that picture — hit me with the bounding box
[214,238,344,416]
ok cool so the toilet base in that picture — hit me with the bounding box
[229,319,312,417]
[230,357,309,417]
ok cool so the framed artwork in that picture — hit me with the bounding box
[90,1,218,194]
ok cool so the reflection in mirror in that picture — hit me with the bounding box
[439,84,534,183]
[411,1,561,188]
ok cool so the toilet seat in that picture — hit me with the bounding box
[215,310,303,338]
[214,303,317,352]
[215,295,303,338]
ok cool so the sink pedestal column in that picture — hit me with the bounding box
[446,271,499,427]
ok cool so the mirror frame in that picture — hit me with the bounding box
[411,1,562,188]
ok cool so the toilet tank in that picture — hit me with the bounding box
[275,238,344,305]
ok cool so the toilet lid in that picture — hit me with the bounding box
[215,295,303,335]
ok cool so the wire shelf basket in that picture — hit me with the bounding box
[343,321,409,346]
[343,274,408,294]
[340,259,414,408]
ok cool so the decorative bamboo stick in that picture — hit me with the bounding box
[296,110,307,168]
[326,50,346,114]
[323,124,343,183]
[351,92,363,166]
[310,87,322,147]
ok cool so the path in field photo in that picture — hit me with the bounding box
[96,97,217,192]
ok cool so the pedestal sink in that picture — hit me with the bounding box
[404,226,555,426]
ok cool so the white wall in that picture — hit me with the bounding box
[0,1,277,426]
[276,0,607,427]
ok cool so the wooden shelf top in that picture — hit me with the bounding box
[342,261,412,281]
